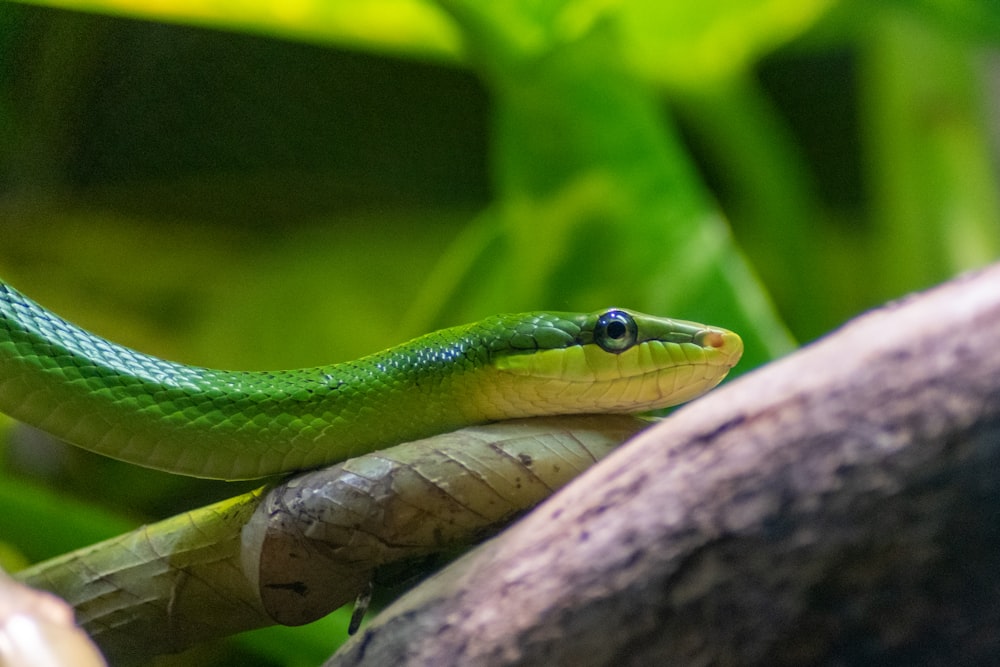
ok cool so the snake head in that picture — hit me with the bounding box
[478,308,743,416]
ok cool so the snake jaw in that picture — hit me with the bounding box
[489,325,743,414]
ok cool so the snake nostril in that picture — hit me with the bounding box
[699,331,725,349]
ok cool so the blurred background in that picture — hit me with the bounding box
[1,1,998,664]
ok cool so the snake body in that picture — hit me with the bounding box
[0,279,742,479]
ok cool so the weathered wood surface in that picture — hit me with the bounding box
[328,263,1000,666]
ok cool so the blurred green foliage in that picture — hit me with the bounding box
[0,0,998,664]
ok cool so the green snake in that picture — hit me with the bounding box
[0,278,743,480]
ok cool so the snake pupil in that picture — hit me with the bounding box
[595,310,638,353]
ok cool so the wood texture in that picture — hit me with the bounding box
[16,416,645,665]
[328,263,1000,666]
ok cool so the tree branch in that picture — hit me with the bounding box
[328,263,1000,666]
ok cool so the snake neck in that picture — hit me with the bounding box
[0,284,499,477]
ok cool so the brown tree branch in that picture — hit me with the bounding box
[328,263,1000,666]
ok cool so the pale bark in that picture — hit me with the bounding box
[328,263,1000,666]
[16,415,645,665]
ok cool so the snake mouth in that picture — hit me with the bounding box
[485,329,743,414]
[493,329,743,382]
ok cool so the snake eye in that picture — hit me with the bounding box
[595,310,638,353]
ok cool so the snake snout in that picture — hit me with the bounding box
[696,329,743,368]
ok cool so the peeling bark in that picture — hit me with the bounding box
[245,414,646,626]
[16,415,645,665]
[328,264,1000,667]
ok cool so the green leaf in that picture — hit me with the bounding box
[615,0,834,88]
[862,6,1000,300]
[11,0,462,60]
[406,1,796,370]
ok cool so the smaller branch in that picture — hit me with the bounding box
[244,414,646,626]
[17,416,645,665]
